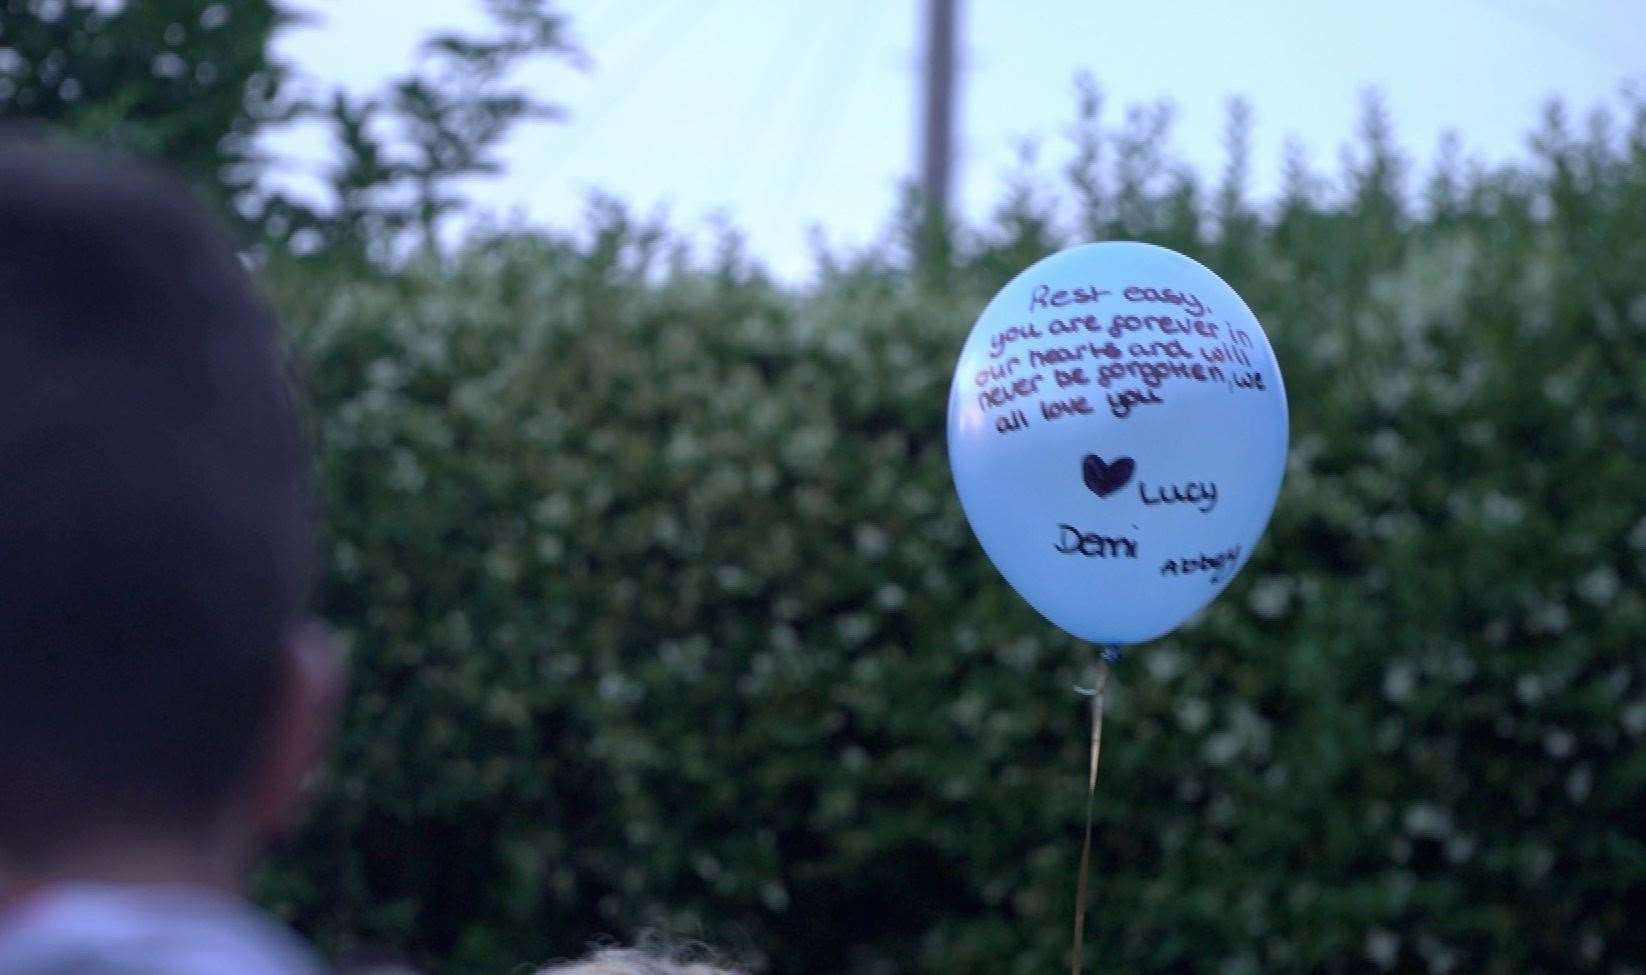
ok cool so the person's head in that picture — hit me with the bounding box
[0,139,338,883]
[539,947,743,975]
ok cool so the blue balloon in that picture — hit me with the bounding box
[947,242,1288,645]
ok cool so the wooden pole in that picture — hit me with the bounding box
[920,0,958,236]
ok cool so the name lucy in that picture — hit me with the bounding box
[1138,479,1218,513]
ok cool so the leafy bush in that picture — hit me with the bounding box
[255,95,1646,974]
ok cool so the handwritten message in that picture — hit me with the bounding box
[972,282,1266,434]
[969,279,1268,588]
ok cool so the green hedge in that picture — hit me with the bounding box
[256,101,1646,974]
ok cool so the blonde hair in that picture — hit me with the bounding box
[539,939,745,975]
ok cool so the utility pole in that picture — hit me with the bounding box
[919,0,958,248]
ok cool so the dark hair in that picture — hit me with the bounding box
[0,140,311,858]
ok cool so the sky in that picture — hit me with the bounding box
[267,0,1644,278]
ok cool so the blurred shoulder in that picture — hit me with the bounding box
[0,884,326,975]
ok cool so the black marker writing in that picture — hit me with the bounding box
[1159,544,1243,583]
[1138,480,1218,513]
[1056,523,1139,559]
[1029,283,1112,312]
[1122,285,1208,317]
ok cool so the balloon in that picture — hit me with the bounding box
[947,242,1288,645]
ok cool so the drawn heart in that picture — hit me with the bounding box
[1082,454,1136,498]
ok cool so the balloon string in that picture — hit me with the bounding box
[1071,646,1118,975]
